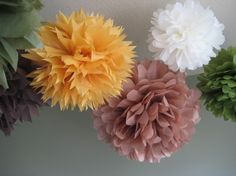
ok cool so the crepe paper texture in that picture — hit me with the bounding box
[147,0,225,72]
[93,60,201,163]
[198,47,236,121]
[24,10,135,111]
[0,50,44,136]
[0,0,42,89]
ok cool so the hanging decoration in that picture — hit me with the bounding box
[147,0,225,72]
[0,0,43,89]
[0,50,44,135]
[93,60,201,163]
[0,0,43,135]
[198,47,236,121]
[24,10,135,111]
[0,0,233,165]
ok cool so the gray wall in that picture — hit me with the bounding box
[1,0,236,175]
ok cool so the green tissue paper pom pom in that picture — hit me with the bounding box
[197,47,236,122]
[0,0,43,12]
[0,0,43,38]
[0,0,43,88]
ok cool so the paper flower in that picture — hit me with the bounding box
[147,0,225,72]
[24,10,135,110]
[0,0,43,12]
[0,0,42,89]
[198,47,236,121]
[93,60,201,163]
[0,50,44,136]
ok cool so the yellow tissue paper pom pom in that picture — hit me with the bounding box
[24,10,135,110]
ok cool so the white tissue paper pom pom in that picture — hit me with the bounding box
[147,0,225,72]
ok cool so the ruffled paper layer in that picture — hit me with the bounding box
[24,10,135,110]
[93,60,201,163]
[148,0,225,72]
[0,51,44,135]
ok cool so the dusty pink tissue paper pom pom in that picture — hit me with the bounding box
[93,60,201,163]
